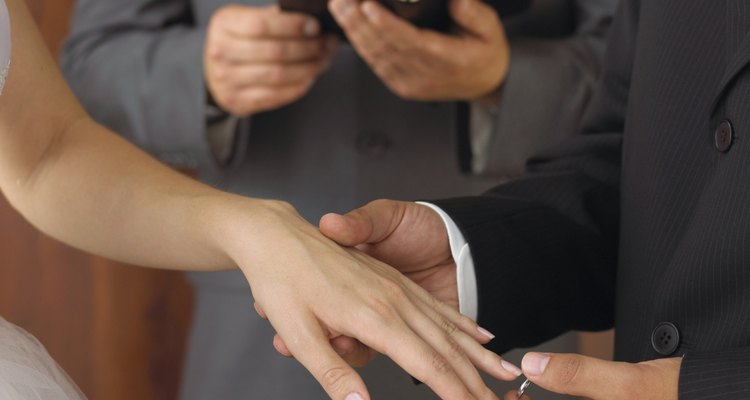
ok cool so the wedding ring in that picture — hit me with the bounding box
[517,378,531,398]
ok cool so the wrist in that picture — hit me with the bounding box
[204,196,304,273]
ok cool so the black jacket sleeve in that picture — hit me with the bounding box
[431,0,640,354]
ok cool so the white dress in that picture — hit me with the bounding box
[0,0,8,95]
[0,2,85,399]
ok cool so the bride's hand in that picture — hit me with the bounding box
[218,199,519,400]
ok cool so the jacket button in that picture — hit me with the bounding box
[356,132,391,157]
[651,322,680,355]
[715,119,734,153]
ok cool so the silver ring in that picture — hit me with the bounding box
[517,378,532,398]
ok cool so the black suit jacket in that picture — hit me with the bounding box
[434,0,750,398]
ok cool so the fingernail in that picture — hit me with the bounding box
[522,353,550,377]
[303,19,320,36]
[346,393,364,400]
[361,2,378,21]
[477,326,495,340]
[331,0,354,18]
[501,360,523,377]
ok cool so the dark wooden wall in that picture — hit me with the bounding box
[1,3,194,400]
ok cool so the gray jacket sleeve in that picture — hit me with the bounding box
[60,0,236,173]
[476,0,619,178]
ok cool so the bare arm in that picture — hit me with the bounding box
[0,0,249,270]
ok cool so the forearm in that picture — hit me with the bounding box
[0,0,263,271]
[15,118,243,270]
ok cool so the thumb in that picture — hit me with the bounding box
[448,0,503,39]
[521,352,634,399]
[319,200,406,247]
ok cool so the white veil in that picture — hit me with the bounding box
[0,317,86,400]
[0,0,10,95]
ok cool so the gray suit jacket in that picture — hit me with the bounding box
[61,0,616,399]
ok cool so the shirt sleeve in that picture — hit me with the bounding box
[417,202,479,320]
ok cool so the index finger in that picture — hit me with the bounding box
[221,5,321,38]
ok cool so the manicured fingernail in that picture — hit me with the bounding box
[522,353,550,377]
[361,2,378,21]
[477,326,496,340]
[346,393,364,400]
[501,360,523,377]
[303,19,320,36]
[331,0,354,18]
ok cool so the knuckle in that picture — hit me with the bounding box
[212,65,229,82]
[390,81,414,98]
[222,92,243,112]
[366,296,398,322]
[367,44,387,60]
[458,314,476,330]
[207,40,224,60]
[321,365,353,393]
[439,317,459,337]
[382,279,409,301]
[444,336,465,362]
[557,356,583,386]
[269,42,286,60]
[430,352,453,375]
[264,65,286,84]
[425,40,446,57]
[484,352,503,369]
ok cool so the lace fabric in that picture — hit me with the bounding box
[0,0,9,95]
[0,317,86,400]
[0,59,9,95]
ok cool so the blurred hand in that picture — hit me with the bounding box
[503,353,681,400]
[232,200,521,400]
[328,0,510,101]
[204,5,338,116]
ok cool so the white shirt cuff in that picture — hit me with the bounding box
[416,202,478,321]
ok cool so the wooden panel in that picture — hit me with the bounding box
[0,2,195,399]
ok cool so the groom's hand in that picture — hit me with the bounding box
[319,200,459,309]
[504,353,680,400]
